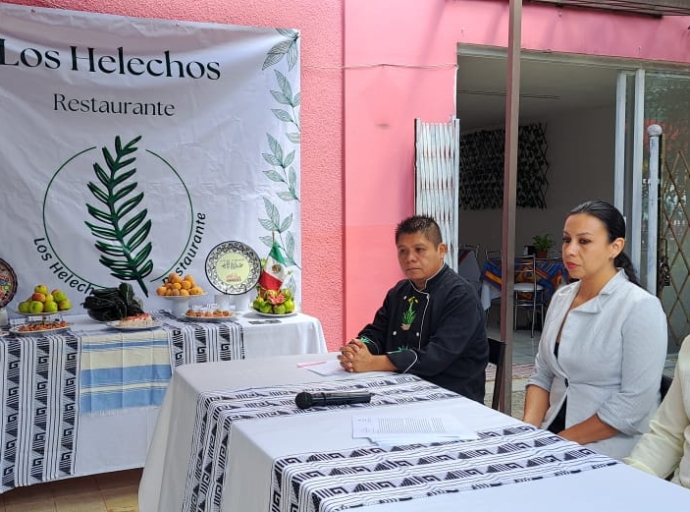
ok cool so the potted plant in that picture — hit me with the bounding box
[532,234,555,259]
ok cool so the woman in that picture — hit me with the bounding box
[624,334,690,487]
[522,200,667,459]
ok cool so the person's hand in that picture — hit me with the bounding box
[338,338,372,372]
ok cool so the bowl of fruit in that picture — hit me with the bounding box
[251,288,297,317]
[16,284,72,316]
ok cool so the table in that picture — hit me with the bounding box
[481,257,568,311]
[0,311,325,494]
[139,354,690,512]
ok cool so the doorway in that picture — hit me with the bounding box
[456,46,690,350]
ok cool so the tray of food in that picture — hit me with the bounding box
[9,320,71,337]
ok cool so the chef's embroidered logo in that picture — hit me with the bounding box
[401,295,418,331]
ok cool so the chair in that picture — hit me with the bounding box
[513,255,546,339]
[488,337,507,410]
[459,243,480,258]
[660,374,673,401]
[457,247,482,294]
[485,249,502,262]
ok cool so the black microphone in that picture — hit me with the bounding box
[295,391,372,409]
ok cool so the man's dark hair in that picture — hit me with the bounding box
[395,215,443,246]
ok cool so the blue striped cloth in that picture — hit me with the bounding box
[78,327,172,414]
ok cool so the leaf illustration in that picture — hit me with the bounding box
[287,132,301,144]
[271,109,294,123]
[264,197,280,227]
[275,70,293,102]
[293,92,301,107]
[280,214,293,232]
[278,191,297,201]
[84,135,153,297]
[285,232,295,260]
[263,169,286,183]
[262,30,299,70]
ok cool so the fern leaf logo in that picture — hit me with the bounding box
[84,135,154,296]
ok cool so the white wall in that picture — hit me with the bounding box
[458,105,616,265]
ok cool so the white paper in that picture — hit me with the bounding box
[352,413,478,446]
[297,359,345,376]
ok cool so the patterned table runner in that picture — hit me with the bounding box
[482,258,568,303]
[271,426,618,512]
[0,333,80,493]
[154,311,244,367]
[183,374,459,512]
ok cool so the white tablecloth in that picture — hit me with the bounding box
[0,312,326,491]
[139,354,690,512]
[75,312,325,478]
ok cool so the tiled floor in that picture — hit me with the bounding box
[1,326,677,510]
[0,468,141,512]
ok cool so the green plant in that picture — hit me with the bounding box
[532,234,555,252]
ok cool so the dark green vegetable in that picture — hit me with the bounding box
[82,283,144,321]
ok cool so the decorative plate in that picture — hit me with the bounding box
[0,258,18,308]
[9,325,71,337]
[205,241,261,295]
[254,310,298,318]
[183,314,236,323]
[106,321,162,331]
[160,294,207,301]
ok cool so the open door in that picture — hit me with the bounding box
[617,70,690,350]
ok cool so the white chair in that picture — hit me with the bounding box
[513,255,545,339]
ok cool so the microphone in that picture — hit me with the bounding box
[295,390,372,409]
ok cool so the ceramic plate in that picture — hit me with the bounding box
[0,331,8,338]
[9,325,71,337]
[205,241,261,295]
[0,258,18,308]
[183,314,236,323]
[160,294,207,301]
[254,310,298,318]
[106,321,162,331]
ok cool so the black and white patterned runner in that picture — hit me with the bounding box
[154,310,244,367]
[271,425,618,512]
[0,333,80,492]
[183,374,459,512]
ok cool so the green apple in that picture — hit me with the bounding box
[34,284,49,295]
[273,304,286,315]
[18,301,31,314]
[29,301,44,314]
[52,290,68,303]
[58,299,72,311]
[43,300,58,313]
[44,293,54,303]
[284,299,295,313]
[260,303,272,314]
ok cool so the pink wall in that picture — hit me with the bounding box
[5,0,690,351]
[343,0,690,339]
[4,0,345,349]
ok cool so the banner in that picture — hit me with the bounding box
[0,4,301,315]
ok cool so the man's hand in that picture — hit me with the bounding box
[338,339,396,373]
[338,339,374,372]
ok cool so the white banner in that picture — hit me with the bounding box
[0,4,301,314]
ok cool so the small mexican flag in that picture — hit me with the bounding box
[258,241,287,290]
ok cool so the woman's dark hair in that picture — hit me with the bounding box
[568,200,641,286]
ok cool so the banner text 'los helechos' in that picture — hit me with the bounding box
[0,39,220,80]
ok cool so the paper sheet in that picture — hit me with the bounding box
[352,413,478,446]
[297,359,345,376]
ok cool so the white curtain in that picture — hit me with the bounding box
[414,117,461,271]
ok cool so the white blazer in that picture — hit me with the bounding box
[527,270,668,459]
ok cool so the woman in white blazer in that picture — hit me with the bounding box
[523,200,667,460]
